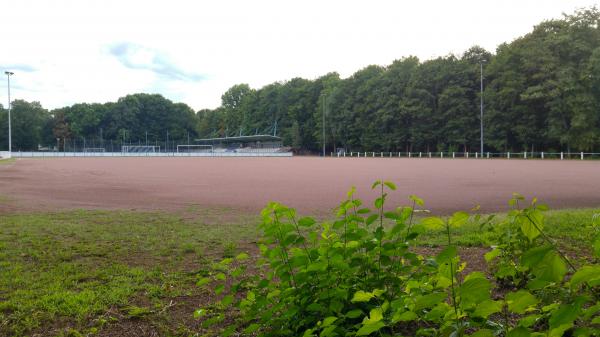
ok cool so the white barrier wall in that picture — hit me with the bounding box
[0,151,11,159]
[12,151,293,158]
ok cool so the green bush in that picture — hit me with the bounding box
[196,182,600,336]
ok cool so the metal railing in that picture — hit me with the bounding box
[332,151,600,160]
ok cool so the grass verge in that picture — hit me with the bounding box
[0,206,597,336]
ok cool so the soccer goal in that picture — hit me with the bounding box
[176,144,213,153]
[83,148,105,153]
[121,145,160,153]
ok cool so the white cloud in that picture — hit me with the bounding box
[0,0,597,110]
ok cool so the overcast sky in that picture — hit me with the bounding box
[1,0,597,111]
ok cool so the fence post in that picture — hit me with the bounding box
[409,152,412,158]
[581,152,584,160]
[466,152,469,158]
[380,152,383,157]
[487,152,490,159]
[560,152,563,160]
[428,152,432,158]
[508,152,511,159]
[419,152,422,158]
[524,151,527,159]
[440,152,443,158]
[541,152,544,159]
[475,152,478,159]
[452,152,455,158]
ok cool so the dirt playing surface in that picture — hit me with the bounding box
[1,157,600,214]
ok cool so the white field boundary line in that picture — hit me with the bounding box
[12,151,292,158]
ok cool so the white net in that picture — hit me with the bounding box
[121,145,159,153]
[176,144,213,153]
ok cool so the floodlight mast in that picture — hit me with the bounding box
[5,71,14,153]
[480,61,485,157]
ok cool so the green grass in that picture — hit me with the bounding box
[0,209,257,336]
[0,206,597,336]
[418,207,600,252]
[0,157,15,165]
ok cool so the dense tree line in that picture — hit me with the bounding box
[1,8,598,153]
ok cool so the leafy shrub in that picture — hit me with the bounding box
[196,182,600,336]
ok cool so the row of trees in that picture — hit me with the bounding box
[1,8,599,153]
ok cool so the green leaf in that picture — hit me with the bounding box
[507,327,530,337]
[235,252,249,260]
[472,300,502,318]
[409,195,424,206]
[392,310,418,323]
[364,308,383,323]
[196,277,211,287]
[449,211,469,227]
[506,290,539,314]
[531,250,567,284]
[374,197,384,209]
[193,308,207,318]
[244,323,260,334]
[484,248,500,262]
[549,304,580,330]
[460,277,491,305]
[422,217,445,230]
[356,321,385,336]
[345,309,363,319]
[594,233,600,258]
[220,295,234,307]
[214,284,225,295]
[521,245,553,268]
[322,316,337,327]
[519,210,544,242]
[570,265,600,289]
[383,181,397,191]
[366,214,378,226]
[436,245,457,264]
[414,292,447,311]
[351,290,375,303]
[371,181,381,189]
[298,217,316,227]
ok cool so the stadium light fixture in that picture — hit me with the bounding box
[4,71,14,153]
[480,61,485,157]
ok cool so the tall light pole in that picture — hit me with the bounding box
[5,71,14,153]
[322,94,326,157]
[480,61,485,157]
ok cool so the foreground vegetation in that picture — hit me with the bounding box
[199,183,600,336]
[1,7,599,153]
[0,190,599,336]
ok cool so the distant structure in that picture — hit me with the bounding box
[194,135,288,153]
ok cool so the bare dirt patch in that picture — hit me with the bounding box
[1,157,600,215]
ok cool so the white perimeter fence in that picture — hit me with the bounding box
[333,151,600,160]
[11,151,292,158]
[0,151,11,159]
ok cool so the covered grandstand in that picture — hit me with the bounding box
[194,135,290,153]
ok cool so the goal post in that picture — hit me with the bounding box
[121,145,160,153]
[176,144,213,153]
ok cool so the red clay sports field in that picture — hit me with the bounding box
[1,157,599,214]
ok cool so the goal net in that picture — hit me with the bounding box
[121,145,160,153]
[83,148,105,152]
[177,144,213,153]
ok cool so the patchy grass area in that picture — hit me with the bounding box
[419,207,600,251]
[0,158,15,165]
[0,208,257,336]
[0,205,598,336]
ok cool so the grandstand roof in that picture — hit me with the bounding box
[195,135,282,144]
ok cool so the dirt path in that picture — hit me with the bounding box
[1,157,599,215]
